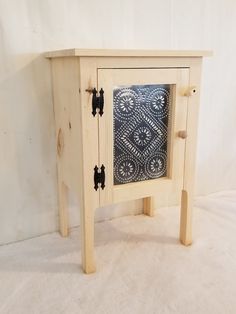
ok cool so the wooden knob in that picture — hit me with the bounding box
[184,86,197,96]
[178,130,188,139]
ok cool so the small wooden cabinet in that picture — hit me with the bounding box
[45,49,211,273]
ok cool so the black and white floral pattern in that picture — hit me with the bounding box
[113,84,170,185]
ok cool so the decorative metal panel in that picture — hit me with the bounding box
[113,84,171,185]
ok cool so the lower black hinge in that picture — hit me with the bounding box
[94,164,105,191]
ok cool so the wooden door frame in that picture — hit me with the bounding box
[97,67,189,207]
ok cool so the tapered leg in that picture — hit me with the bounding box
[80,200,96,274]
[143,196,155,217]
[180,189,192,245]
[58,181,69,237]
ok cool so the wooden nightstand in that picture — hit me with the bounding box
[45,49,211,273]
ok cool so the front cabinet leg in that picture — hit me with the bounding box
[180,189,192,245]
[80,201,96,274]
[143,196,155,217]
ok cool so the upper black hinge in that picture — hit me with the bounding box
[91,88,104,117]
[94,164,105,191]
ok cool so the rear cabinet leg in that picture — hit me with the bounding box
[58,181,69,237]
[143,196,155,217]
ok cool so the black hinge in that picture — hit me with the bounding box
[94,164,105,191]
[91,88,104,117]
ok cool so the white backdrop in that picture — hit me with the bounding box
[1,0,236,245]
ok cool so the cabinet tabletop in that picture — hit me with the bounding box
[44,48,212,58]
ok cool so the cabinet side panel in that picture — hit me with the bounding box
[183,59,202,192]
[51,57,83,204]
[180,58,202,245]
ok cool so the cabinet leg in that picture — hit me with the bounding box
[180,189,192,245]
[143,196,154,217]
[80,203,96,274]
[58,181,69,237]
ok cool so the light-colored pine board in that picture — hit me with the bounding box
[98,67,189,207]
[57,181,69,237]
[79,58,102,274]
[47,51,209,273]
[51,57,99,273]
[179,58,202,245]
[45,48,212,58]
[51,57,83,237]
[51,57,83,196]
[143,197,155,216]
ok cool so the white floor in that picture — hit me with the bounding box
[0,191,236,314]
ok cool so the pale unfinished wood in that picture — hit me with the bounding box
[98,67,189,207]
[180,58,203,246]
[51,57,99,273]
[143,197,155,217]
[81,56,201,69]
[180,190,192,245]
[47,50,210,273]
[79,58,101,274]
[113,178,172,203]
[51,58,83,195]
[57,181,69,236]
[45,48,212,58]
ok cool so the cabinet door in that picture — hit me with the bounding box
[98,68,189,207]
